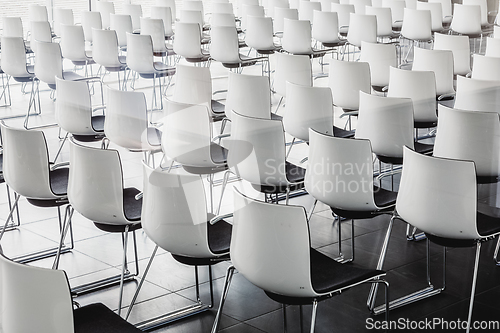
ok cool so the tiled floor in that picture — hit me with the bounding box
[1,51,500,333]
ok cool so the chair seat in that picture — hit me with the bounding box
[331,186,397,219]
[147,127,162,146]
[93,187,143,229]
[181,143,229,174]
[211,99,225,115]
[74,303,143,333]
[333,126,355,138]
[138,62,176,78]
[72,115,105,142]
[271,113,283,121]
[91,115,105,132]
[252,161,306,194]
[378,142,433,165]
[322,40,346,48]
[414,120,437,129]
[50,167,70,196]
[222,54,266,69]
[185,50,211,63]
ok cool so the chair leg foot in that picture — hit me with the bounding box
[211,265,235,333]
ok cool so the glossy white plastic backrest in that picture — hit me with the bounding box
[55,77,96,136]
[350,0,372,14]
[450,4,482,36]
[359,41,397,88]
[68,139,130,225]
[82,11,102,43]
[34,40,63,86]
[104,86,153,150]
[283,82,334,142]
[328,58,371,110]
[212,2,235,14]
[433,33,471,76]
[365,6,393,37]
[241,4,265,30]
[494,25,500,39]
[140,17,167,53]
[96,0,115,29]
[320,0,340,12]
[405,0,417,9]
[463,0,488,26]
[92,28,122,68]
[225,72,271,121]
[401,8,432,41]
[312,11,341,44]
[434,105,500,177]
[3,17,24,38]
[306,129,378,210]
[412,47,454,96]
[454,75,500,114]
[416,1,444,32]
[180,9,204,31]
[142,164,214,257]
[471,54,500,81]
[355,91,415,158]
[299,0,321,21]
[53,8,74,37]
[110,14,133,48]
[269,0,290,18]
[387,66,437,122]
[0,253,74,333]
[331,3,355,31]
[123,4,142,31]
[232,188,316,297]
[151,6,174,37]
[282,18,314,54]
[171,64,212,107]
[485,37,500,58]
[60,24,88,62]
[211,12,238,27]
[30,21,52,54]
[429,0,452,23]
[274,7,299,33]
[156,0,177,21]
[126,32,155,74]
[228,111,289,186]
[173,22,203,58]
[274,52,312,97]
[347,13,377,47]
[0,122,57,199]
[183,0,205,17]
[29,4,48,22]
[246,16,275,50]
[210,26,241,63]
[1,37,31,77]
[381,0,405,28]
[397,147,480,239]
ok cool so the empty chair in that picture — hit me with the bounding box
[346,12,377,56]
[416,1,445,33]
[331,3,355,36]
[298,0,322,21]
[60,24,94,71]
[173,22,210,63]
[450,4,482,40]
[179,9,206,35]
[156,0,177,21]
[212,1,235,14]
[53,8,74,38]
[412,46,455,97]
[471,54,500,81]
[240,4,265,31]
[245,16,282,56]
[92,28,128,89]
[81,11,102,44]
[29,4,48,22]
[400,8,433,60]
[463,0,490,28]
[30,21,52,54]
[151,6,174,39]
[110,14,133,50]
[273,7,299,35]
[485,36,500,58]
[140,17,173,58]
[3,16,25,39]
[434,105,500,183]
[96,0,115,29]
[429,0,453,26]
[359,41,398,93]
[312,10,347,54]
[433,33,471,77]
[123,3,142,32]
[282,18,328,58]
[350,0,372,14]
[453,75,500,114]
[365,6,399,41]
[381,0,405,31]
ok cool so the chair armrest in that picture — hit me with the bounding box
[212,133,230,142]
[339,111,359,118]
[210,212,233,225]
[50,161,70,171]
[437,92,456,101]
[73,76,101,83]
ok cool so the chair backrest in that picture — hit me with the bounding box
[328,58,371,110]
[433,32,471,76]
[381,0,405,28]
[462,0,488,26]
[359,41,397,89]
[60,24,88,62]
[246,16,276,51]
[397,147,480,240]
[140,17,168,54]
[0,253,74,333]
[151,6,174,37]
[429,0,452,23]
[494,25,500,38]
[387,66,438,123]
[355,91,415,158]
[454,75,500,114]
[171,64,213,109]
[471,54,500,81]
[412,46,454,96]
[81,11,102,43]
[173,22,204,59]
[269,0,290,18]
[434,105,500,178]
[34,40,63,87]
[225,72,271,121]
[401,8,432,41]
[29,4,48,22]
[331,3,355,32]
[416,1,444,32]
[347,13,377,47]
[305,129,378,211]
[210,26,241,63]
[212,2,235,14]
[68,138,130,225]
[96,0,115,29]
[450,4,482,36]
[30,21,52,53]
[104,86,152,150]
[312,11,341,44]
[179,9,204,31]
[55,76,95,135]
[2,17,24,38]
[162,100,214,168]
[53,8,74,37]
[228,111,289,187]
[123,3,142,31]
[350,0,372,14]
[485,36,500,57]
[110,14,133,48]
[365,6,393,37]
[1,37,30,77]
[141,164,216,257]
[274,7,299,34]
[232,188,315,297]
[92,28,122,68]
[282,18,314,55]
[211,12,238,27]
[241,4,265,30]
[274,52,313,97]
[156,0,177,21]
[299,0,322,21]
[183,0,205,17]
[283,83,335,142]
[0,122,56,199]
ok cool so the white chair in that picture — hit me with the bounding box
[331,3,355,37]
[298,0,322,21]
[359,41,398,93]
[412,46,455,97]
[81,11,102,44]
[429,0,453,27]
[381,0,405,31]
[30,21,52,54]
[312,10,347,55]
[282,18,328,59]
[60,24,95,74]
[433,33,471,77]
[273,7,299,36]
[365,6,399,41]
[53,8,74,38]
[123,3,142,32]
[212,1,235,14]
[29,4,48,22]
[156,0,177,21]
[179,9,207,36]
[240,4,265,31]
[96,0,115,29]
[92,28,128,90]
[416,1,445,33]
[450,4,483,50]
[485,36,500,57]
[400,8,433,61]
[453,75,500,114]
[2,16,25,39]
[110,14,133,50]
[140,17,174,58]
[471,54,500,81]
[463,0,490,28]
[151,6,174,39]
[245,16,282,57]
[345,12,377,58]
[173,22,210,64]
[350,0,372,14]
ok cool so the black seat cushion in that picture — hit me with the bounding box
[0,154,4,183]
[211,100,225,115]
[333,126,355,138]
[91,115,105,132]
[252,162,306,194]
[123,187,142,221]
[50,167,70,196]
[331,186,397,220]
[208,219,232,254]
[414,141,433,155]
[74,303,143,333]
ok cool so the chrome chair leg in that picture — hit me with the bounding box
[466,242,482,333]
[211,265,236,333]
[117,224,130,316]
[309,300,318,333]
[494,237,500,266]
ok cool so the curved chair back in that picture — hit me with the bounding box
[30,21,52,54]
[416,1,444,32]
[156,0,177,21]
[282,18,314,55]
[34,40,63,88]
[347,13,377,47]
[241,4,265,31]
[471,54,500,81]
[29,4,48,22]
[429,0,452,24]
[142,165,215,257]
[270,0,291,19]
[1,37,31,77]
[274,7,299,34]
[2,17,24,38]
[211,12,238,28]
[246,16,276,51]
[179,9,204,32]
[60,24,88,64]
[225,72,271,121]
[274,52,312,97]
[92,28,122,69]
[96,0,115,29]
[123,3,142,31]
[450,4,482,36]
[173,22,204,59]
[0,122,57,200]
[359,41,397,90]
[306,129,378,211]
[183,0,205,17]
[328,58,371,110]
[151,6,174,38]
[81,11,102,43]
[462,0,489,26]
[330,3,355,35]
[210,26,241,63]
[485,36,500,57]
[171,64,212,107]
[397,147,480,239]
[433,32,471,76]
[312,11,341,44]
[401,8,432,42]
[110,14,133,48]
[0,253,74,333]
[387,66,438,123]
[381,0,405,29]
[68,138,130,225]
[283,83,334,142]
[212,2,235,15]
[140,17,168,55]
[298,0,321,21]
[232,188,315,297]
[365,6,393,38]
[355,91,415,159]
[454,75,500,114]
[412,47,454,96]
[53,8,74,37]
[434,105,500,179]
